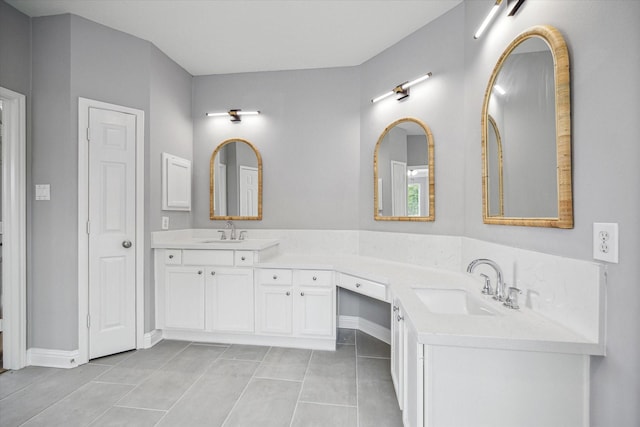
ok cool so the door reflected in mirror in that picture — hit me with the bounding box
[374,118,434,222]
[210,138,262,220]
[482,25,572,228]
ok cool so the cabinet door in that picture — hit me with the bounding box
[294,286,334,338]
[165,267,205,330]
[256,284,293,335]
[207,268,254,332]
[391,300,405,410]
[403,320,424,427]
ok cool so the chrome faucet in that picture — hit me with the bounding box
[225,220,236,240]
[467,258,505,301]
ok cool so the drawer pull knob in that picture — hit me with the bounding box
[273,275,278,280]
[312,276,317,281]
[197,270,203,275]
[300,292,305,296]
[241,256,246,261]
[211,271,216,276]
[168,255,174,259]
[397,315,404,322]
[355,283,362,288]
[393,305,399,312]
[286,291,291,296]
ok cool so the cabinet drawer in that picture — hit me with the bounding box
[164,249,182,265]
[182,250,234,266]
[235,251,254,267]
[258,269,293,285]
[295,270,333,286]
[338,273,387,301]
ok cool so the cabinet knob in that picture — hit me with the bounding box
[355,283,362,288]
[286,291,290,296]
[168,254,174,259]
[312,276,317,281]
[273,275,278,280]
[241,256,246,261]
[393,305,399,312]
[197,270,203,275]
[211,271,216,276]
[397,314,404,322]
[300,292,305,296]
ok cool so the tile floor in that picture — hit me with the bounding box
[0,329,402,427]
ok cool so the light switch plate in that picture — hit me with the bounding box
[35,184,50,200]
[593,222,618,263]
[161,216,169,230]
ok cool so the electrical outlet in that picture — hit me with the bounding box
[593,223,618,263]
[161,216,169,230]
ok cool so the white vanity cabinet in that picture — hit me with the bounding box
[391,298,405,410]
[256,268,336,345]
[156,249,254,334]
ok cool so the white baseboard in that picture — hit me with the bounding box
[27,347,80,369]
[143,329,162,348]
[338,315,391,345]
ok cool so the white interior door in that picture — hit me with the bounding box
[391,160,407,216]
[239,166,258,216]
[88,107,137,359]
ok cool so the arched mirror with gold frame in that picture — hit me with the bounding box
[210,138,263,220]
[481,25,572,228]
[374,117,435,222]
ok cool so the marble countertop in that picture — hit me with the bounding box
[258,253,605,356]
[151,230,279,251]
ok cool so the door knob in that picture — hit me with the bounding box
[122,240,132,248]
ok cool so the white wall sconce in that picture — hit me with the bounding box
[206,109,260,123]
[474,0,526,39]
[371,72,432,103]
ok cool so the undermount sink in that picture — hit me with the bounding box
[412,287,496,316]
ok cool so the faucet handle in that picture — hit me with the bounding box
[479,273,493,295]
[217,230,227,240]
[504,286,522,309]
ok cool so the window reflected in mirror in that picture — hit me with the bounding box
[374,118,434,222]
[210,138,262,220]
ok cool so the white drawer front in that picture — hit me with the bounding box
[164,249,182,265]
[182,250,234,266]
[338,273,387,301]
[258,269,293,285]
[235,251,255,267]
[295,270,332,286]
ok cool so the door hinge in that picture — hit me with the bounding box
[86,221,91,235]
[86,314,91,329]
[86,127,91,142]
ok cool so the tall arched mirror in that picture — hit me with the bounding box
[482,25,572,228]
[210,138,262,220]
[374,117,434,222]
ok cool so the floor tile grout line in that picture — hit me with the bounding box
[297,400,358,408]
[151,343,227,426]
[111,404,168,413]
[0,368,60,402]
[355,331,360,427]
[288,347,314,427]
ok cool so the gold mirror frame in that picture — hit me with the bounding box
[374,117,435,222]
[210,138,263,220]
[481,25,573,228]
[487,115,504,216]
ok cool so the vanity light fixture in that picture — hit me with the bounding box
[206,109,260,123]
[474,0,526,39]
[371,72,432,103]
[474,0,503,39]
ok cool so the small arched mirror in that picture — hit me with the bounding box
[210,138,262,220]
[482,25,572,228]
[374,117,434,221]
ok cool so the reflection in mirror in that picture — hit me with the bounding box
[374,118,434,222]
[482,25,572,228]
[210,138,262,220]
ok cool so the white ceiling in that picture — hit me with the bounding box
[6,0,463,76]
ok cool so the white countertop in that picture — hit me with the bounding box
[258,253,604,356]
[151,230,280,251]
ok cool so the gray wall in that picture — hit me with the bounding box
[29,13,192,349]
[192,67,360,230]
[0,1,31,96]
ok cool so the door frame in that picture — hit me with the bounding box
[77,97,145,365]
[0,87,27,370]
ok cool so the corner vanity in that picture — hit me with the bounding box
[152,229,604,427]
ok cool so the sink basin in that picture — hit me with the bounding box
[412,288,496,316]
